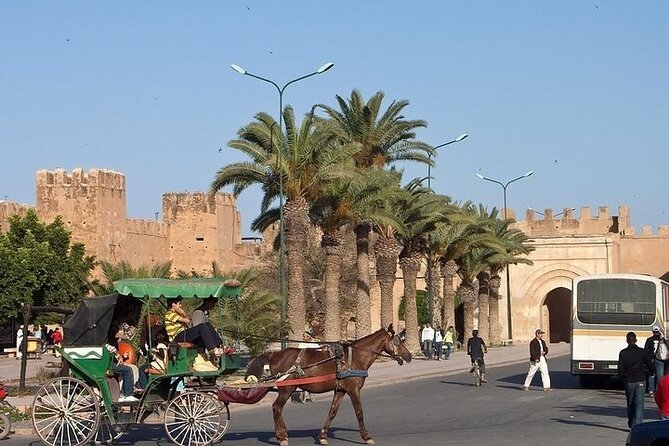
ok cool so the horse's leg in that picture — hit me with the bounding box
[348,387,374,444]
[272,388,294,446]
[318,391,346,445]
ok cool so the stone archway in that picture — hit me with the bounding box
[542,287,571,343]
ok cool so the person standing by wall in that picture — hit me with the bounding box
[619,331,654,428]
[522,329,552,391]
[421,323,434,360]
[644,326,668,396]
[444,326,454,359]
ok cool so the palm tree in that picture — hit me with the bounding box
[484,215,535,344]
[316,90,431,337]
[211,108,350,341]
[431,203,480,335]
[93,260,173,294]
[453,204,501,344]
[395,179,448,354]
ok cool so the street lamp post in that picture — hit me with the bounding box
[475,170,534,341]
[426,134,468,325]
[230,62,334,347]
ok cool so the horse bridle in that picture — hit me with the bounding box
[387,333,405,364]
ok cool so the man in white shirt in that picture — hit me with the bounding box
[421,324,435,360]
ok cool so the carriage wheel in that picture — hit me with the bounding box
[164,391,222,446]
[32,377,99,446]
[92,414,127,445]
[211,402,231,443]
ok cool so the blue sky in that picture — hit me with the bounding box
[1,2,667,236]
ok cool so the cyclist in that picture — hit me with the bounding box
[467,329,488,383]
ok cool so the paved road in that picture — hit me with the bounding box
[4,353,646,446]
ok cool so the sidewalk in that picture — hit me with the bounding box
[2,342,570,435]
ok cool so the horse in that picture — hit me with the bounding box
[246,324,412,446]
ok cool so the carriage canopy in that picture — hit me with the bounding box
[113,278,242,299]
[63,294,118,347]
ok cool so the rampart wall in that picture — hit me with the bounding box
[8,168,263,276]
[0,201,31,233]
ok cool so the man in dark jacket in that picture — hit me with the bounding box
[522,329,551,391]
[467,329,488,382]
[644,326,667,395]
[619,331,654,428]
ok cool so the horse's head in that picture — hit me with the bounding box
[384,324,412,365]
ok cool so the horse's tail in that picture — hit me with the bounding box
[245,352,272,380]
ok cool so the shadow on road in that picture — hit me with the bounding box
[550,417,629,433]
[224,427,361,445]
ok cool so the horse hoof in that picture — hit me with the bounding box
[279,441,289,446]
[319,439,328,445]
[366,440,376,445]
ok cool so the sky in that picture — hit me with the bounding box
[1,2,667,236]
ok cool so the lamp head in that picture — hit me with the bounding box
[230,64,247,75]
[523,170,535,178]
[475,173,485,180]
[317,62,335,74]
[455,133,469,142]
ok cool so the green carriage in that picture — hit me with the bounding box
[30,278,243,446]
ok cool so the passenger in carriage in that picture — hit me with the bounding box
[165,297,225,365]
[105,343,140,402]
[136,325,170,389]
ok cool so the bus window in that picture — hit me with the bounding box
[576,279,655,325]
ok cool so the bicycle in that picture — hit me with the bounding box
[472,357,484,387]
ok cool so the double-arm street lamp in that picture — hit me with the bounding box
[230,62,334,347]
[426,134,469,325]
[528,207,576,218]
[475,170,534,341]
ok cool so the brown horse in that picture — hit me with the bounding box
[246,325,412,446]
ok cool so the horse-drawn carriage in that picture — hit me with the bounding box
[30,277,413,446]
[30,278,242,446]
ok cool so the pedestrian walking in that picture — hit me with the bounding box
[444,326,454,359]
[421,323,435,360]
[618,331,654,428]
[644,325,668,395]
[434,327,443,360]
[522,328,552,391]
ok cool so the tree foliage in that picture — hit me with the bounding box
[0,210,95,321]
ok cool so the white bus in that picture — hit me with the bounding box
[571,273,669,387]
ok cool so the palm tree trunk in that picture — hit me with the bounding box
[399,253,423,354]
[442,260,458,330]
[322,233,343,342]
[374,235,401,329]
[284,197,309,345]
[489,273,502,345]
[355,223,372,338]
[477,269,491,343]
[428,259,443,328]
[458,281,478,346]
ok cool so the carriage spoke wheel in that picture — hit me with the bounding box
[164,391,222,446]
[211,402,230,443]
[32,377,99,446]
[93,414,127,445]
